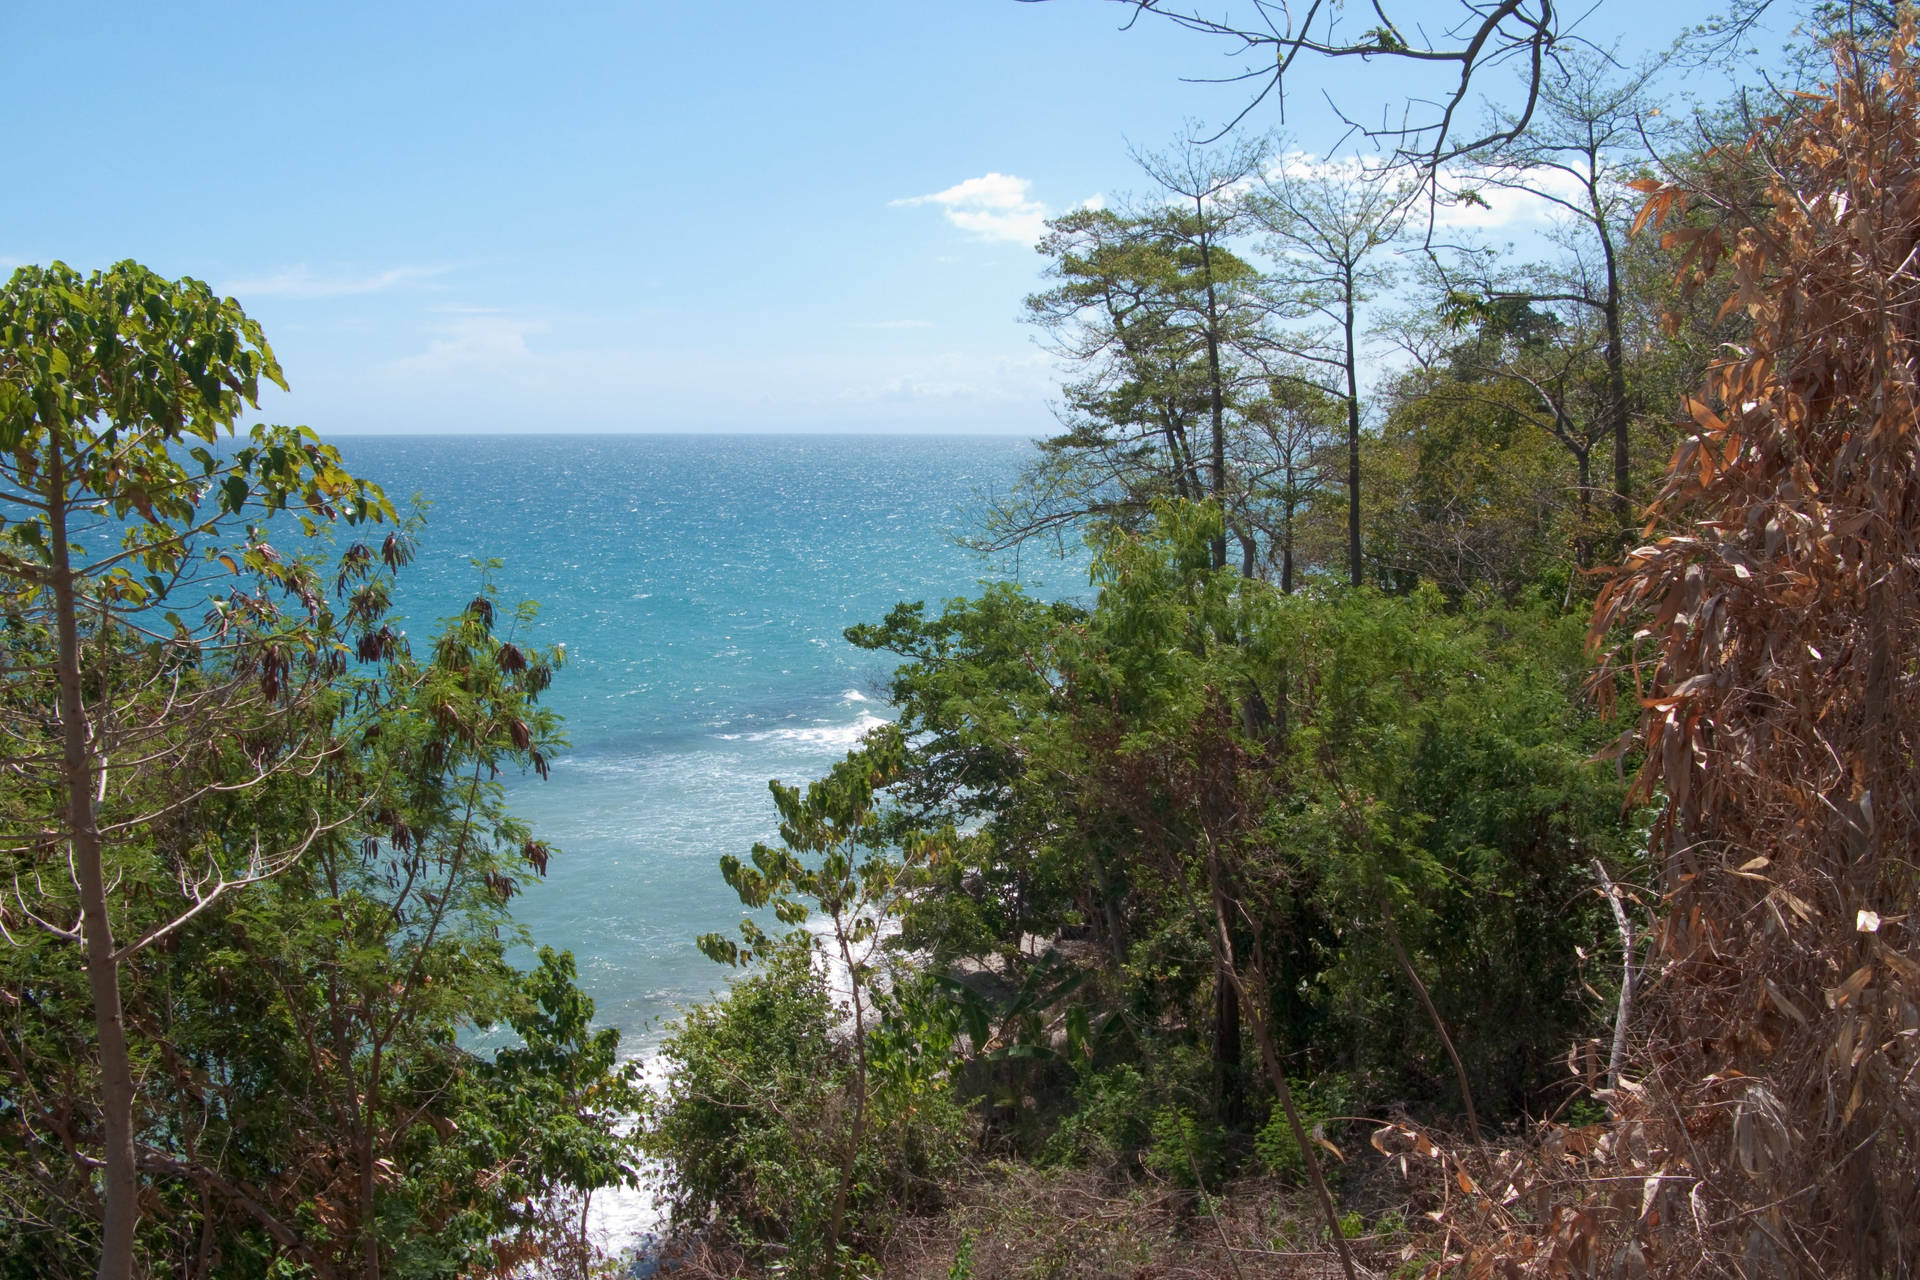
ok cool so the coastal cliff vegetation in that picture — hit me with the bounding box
[5,7,1920,1280]
[645,18,1920,1280]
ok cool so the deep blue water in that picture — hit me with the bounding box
[326,434,1077,1052]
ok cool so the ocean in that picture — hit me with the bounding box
[327,434,1079,1052]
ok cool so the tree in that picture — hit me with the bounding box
[1,579,640,1279]
[997,144,1285,570]
[1234,372,1340,591]
[1134,136,1272,569]
[997,139,1357,585]
[1367,330,1584,595]
[1059,0,1563,169]
[1440,48,1668,531]
[688,732,964,1277]
[0,261,394,1280]
[1246,159,1409,584]
[861,502,1631,1128]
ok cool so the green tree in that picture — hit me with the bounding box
[994,142,1295,575]
[1440,48,1669,532]
[0,261,394,1280]
[1,573,640,1280]
[681,732,964,1276]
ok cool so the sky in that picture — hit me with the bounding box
[5,2,1786,436]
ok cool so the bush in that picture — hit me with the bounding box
[1253,1075,1349,1182]
[1143,1105,1224,1189]
[644,953,965,1275]
[1039,1063,1151,1167]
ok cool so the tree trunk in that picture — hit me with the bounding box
[1343,269,1363,588]
[825,916,869,1277]
[1211,949,1246,1127]
[1281,486,1296,595]
[359,1068,382,1280]
[1379,904,1481,1144]
[1590,859,1635,1093]
[1203,844,1357,1280]
[1575,447,1593,569]
[1598,220,1631,531]
[48,445,141,1280]
[1199,200,1229,572]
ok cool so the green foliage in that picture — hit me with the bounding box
[948,1228,977,1280]
[1143,1106,1224,1190]
[646,954,849,1254]
[839,502,1636,1177]
[1040,1064,1152,1167]
[662,732,968,1275]
[644,955,964,1276]
[1253,1076,1348,1180]
[0,414,633,1279]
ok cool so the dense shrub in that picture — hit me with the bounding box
[644,954,966,1275]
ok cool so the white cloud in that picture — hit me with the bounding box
[851,319,934,330]
[220,264,443,300]
[1429,165,1592,232]
[386,311,546,374]
[893,173,1055,245]
[1259,149,1593,234]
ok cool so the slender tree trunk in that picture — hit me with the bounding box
[1379,904,1481,1144]
[1162,417,1197,501]
[48,446,140,1280]
[1590,859,1635,1093]
[1199,203,1229,572]
[1211,946,1245,1127]
[1343,269,1363,588]
[1203,844,1357,1280]
[825,914,869,1277]
[1575,447,1593,569]
[360,1055,382,1280]
[1281,482,1296,595]
[1598,223,1631,530]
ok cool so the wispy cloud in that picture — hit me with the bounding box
[850,318,934,330]
[1259,149,1591,235]
[894,173,1099,246]
[386,311,546,374]
[834,349,1051,406]
[221,264,444,300]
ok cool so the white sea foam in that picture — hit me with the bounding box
[841,688,870,703]
[729,710,889,750]
[577,1048,675,1262]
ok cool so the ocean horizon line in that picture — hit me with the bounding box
[320,427,1047,440]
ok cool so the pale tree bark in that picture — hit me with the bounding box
[48,440,141,1280]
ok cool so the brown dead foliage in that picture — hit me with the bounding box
[1396,24,1920,1280]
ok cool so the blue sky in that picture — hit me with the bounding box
[7,2,1770,435]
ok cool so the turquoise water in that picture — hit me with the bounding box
[328,434,1077,1052]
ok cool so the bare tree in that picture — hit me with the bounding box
[1436,48,1666,529]
[1245,158,1410,585]
[1032,0,1566,169]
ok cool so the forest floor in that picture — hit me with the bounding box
[661,1159,1434,1280]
